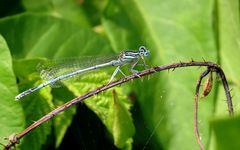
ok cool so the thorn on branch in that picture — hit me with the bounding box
[190,58,194,62]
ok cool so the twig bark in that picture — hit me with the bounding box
[3,61,234,150]
[216,68,234,115]
[193,65,234,150]
[194,68,211,150]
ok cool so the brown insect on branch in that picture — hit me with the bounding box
[3,61,234,150]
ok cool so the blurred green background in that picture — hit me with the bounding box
[0,0,240,150]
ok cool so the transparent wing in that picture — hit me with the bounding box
[37,55,117,87]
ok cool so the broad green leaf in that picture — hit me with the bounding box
[12,59,53,150]
[211,115,240,150]
[0,35,24,145]
[14,59,77,148]
[216,0,240,115]
[211,1,240,148]
[13,58,46,78]
[67,72,134,149]
[103,0,217,149]
[81,0,109,26]
[22,0,90,27]
[0,13,111,58]
[22,0,52,11]
[51,87,77,148]
[112,90,135,149]
[0,13,132,149]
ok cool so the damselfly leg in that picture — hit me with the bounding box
[108,66,126,83]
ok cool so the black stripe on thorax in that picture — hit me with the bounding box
[119,51,139,59]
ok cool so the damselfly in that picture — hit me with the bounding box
[15,46,150,100]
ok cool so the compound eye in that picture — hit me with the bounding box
[139,46,150,56]
[139,46,146,53]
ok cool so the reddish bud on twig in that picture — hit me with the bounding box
[202,72,213,97]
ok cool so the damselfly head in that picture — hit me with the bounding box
[139,46,150,57]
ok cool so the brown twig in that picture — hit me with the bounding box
[194,68,211,150]
[194,66,234,150]
[216,68,234,115]
[3,61,234,150]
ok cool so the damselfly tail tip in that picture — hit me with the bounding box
[15,88,35,101]
[15,94,22,101]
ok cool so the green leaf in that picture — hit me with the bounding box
[0,35,25,145]
[81,0,109,26]
[22,0,52,11]
[13,58,46,78]
[103,0,217,149]
[0,13,131,149]
[67,72,134,149]
[0,13,111,58]
[112,90,135,149]
[216,0,240,115]
[211,0,240,147]
[18,90,53,150]
[211,115,240,150]
[22,0,91,27]
[51,87,77,148]
[12,59,53,150]
[14,59,77,148]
